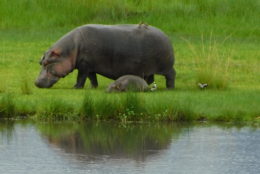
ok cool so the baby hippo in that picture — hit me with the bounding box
[107,75,149,92]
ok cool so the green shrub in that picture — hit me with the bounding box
[120,93,146,121]
[185,35,231,89]
[80,93,94,119]
[0,84,6,93]
[94,95,120,120]
[37,98,75,121]
[20,77,32,95]
[0,94,16,118]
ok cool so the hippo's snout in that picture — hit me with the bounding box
[34,79,42,88]
[34,77,59,88]
[34,79,53,88]
[35,68,60,88]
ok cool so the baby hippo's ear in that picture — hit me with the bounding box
[116,84,122,90]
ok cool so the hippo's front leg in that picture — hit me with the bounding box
[89,72,98,88]
[164,68,176,89]
[74,70,88,89]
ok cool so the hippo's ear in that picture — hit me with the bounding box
[51,49,61,57]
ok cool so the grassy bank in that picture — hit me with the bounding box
[1,89,259,123]
[0,0,259,122]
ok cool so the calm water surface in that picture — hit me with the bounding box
[0,121,259,174]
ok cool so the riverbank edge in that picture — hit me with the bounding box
[0,90,259,124]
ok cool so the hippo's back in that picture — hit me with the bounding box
[78,24,174,80]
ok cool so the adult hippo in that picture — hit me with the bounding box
[35,24,176,89]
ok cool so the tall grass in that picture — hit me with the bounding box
[0,83,6,94]
[0,94,15,118]
[80,93,94,119]
[184,35,232,89]
[97,93,196,122]
[94,95,120,120]
[80,92,146,121]
[0,90,259,122]
[36,98,76,121]
[20,76,32,95]
[80,92,122,120]
[0,0,259,37]
[121,93,146,121]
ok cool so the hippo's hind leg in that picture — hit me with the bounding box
[164,68,176,89]
[74,70,88,89]
[145,75,154,85]
[89,72,98,88]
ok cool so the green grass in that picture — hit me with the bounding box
[184,34,232,89]
[0,89,259,122]
[0,94,16,118]
[0,0,259,38]
[0,0,259,123]
[20,72,33,95]
[36,97,76,121]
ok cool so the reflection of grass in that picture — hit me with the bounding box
[37,122,182,159]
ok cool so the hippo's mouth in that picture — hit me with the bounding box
[35,77,60,88]
[35,67,60,88]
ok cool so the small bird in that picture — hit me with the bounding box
[138,21,149,29]
[151,82,157,91]
[198,83,208,89]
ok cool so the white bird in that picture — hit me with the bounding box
[198,83,208,89]
[151,82,157,91]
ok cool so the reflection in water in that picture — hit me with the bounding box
[37,122,183,161]
[0,121,259,174]
[0,120,15,142]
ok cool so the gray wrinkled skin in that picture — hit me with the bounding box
[107,75,149,92]
[35,24,176,89]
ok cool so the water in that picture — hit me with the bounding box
[0,121,259,174]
